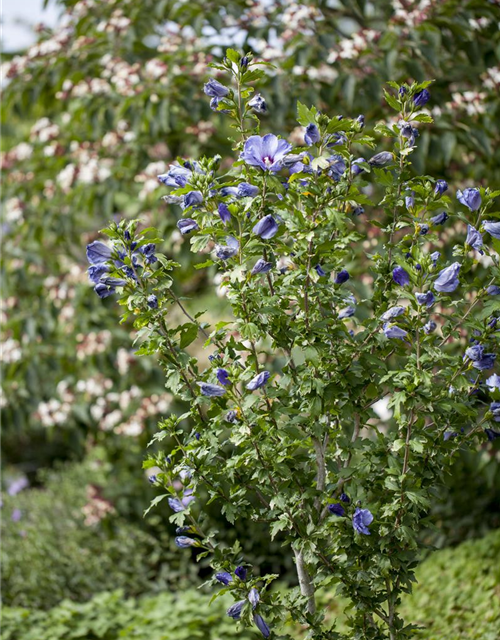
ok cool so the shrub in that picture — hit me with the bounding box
[88,49,500,639]
[1,459,196,609]
[399,528,500,639]
[2,1,499,568]
[316,527,500,638]
[425,447,500,548]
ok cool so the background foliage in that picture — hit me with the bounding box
[1,457,195,609]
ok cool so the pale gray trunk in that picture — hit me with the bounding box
[312,436,326,513]
[294,548,316,614]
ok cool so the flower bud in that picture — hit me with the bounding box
[328,503,345,516]
[235,565,248,581]
[434,179,448,195]
[393,266,410,286]
[413,89,430,107]
[248,587,260,609]
[226,599,246,619]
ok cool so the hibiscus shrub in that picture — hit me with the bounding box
[88,50,500,639]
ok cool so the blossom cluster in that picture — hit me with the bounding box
[81,484,115,526]
[34,372,172,435]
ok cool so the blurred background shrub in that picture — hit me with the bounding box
[2,452,296,609]
[1,457,198,609]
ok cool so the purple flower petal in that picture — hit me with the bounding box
[393,266,410,286]
[434,262,461,293]
[253,215,279,239]
[240,134,292,172]
[246,371,270,391]
[197,382,226,397]
[483,221,500,239]
[86,241,112,265]
[352,507,373,535]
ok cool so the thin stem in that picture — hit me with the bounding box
[235,65,249,143]
[160,322,207,425]
[304,237,314,331]
[320,413,360,521]
[169,290,210,340]
[416,325,421,370]
[402,416,413,476]
[387,127,406,268]
[170,432,231,506]
[386,577,397,640]
[437,278,495,348]
[303,207,321,331]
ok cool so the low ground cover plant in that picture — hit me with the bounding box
[3,529,499,640]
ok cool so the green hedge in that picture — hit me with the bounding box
[0,590,256,640]
[1,460,196,610]
[399,528,500,639]
[3,529,499,640]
